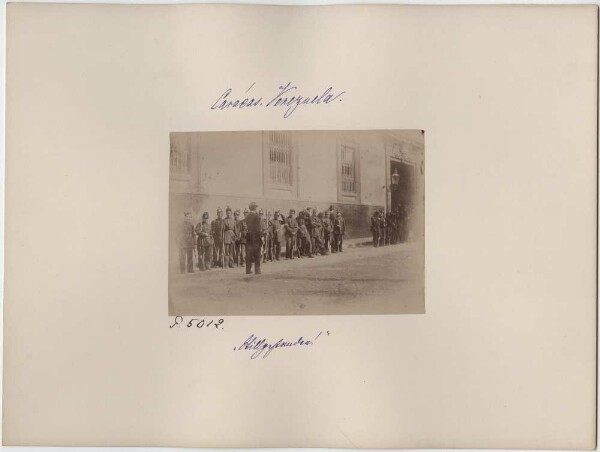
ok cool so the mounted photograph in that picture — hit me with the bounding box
[169,130,425,315]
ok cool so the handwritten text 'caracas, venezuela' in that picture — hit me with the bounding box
[210,82,346,119]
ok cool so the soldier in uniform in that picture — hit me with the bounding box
[211,207,225,267]
[272,211,285,261]
[305,209,314,254]
[333,210,345,253]
[179,212,195,273]
[311,212,326,255]
[322,212,333,253]
[244,202,262,275]
[258,209,270,263]
[195,212,214,271]
[234,209,247,265]
[378,209,386,247]
[371,210,381,247]
[284,209,298,259]
[297,216,312,257]
[223,207,237,268]
[328,205,336,224]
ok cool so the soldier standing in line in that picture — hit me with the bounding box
[311,212,325,255]
[328,205,336,224]
[284,209,298,259]
[272,211,285,261]
[195,212,214,271]
[305,208,314,255]
[297,216,312,258]
[266,210,274,262]
[379,209,387,247]
[307,208,317,255]
[258,209,269,263]
[371,210,380,247]
[179,212,195,273]
[322,212,333,253]
[222,207,237,268]
[333,210,345,253]
[244,202,262,275]
[211,207,225,267]
[234,209,247,266]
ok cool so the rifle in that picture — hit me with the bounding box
[234,222,239,267]
[221,227,225,269]
[293,234,299,259]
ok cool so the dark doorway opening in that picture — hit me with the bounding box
[390,160,414,242]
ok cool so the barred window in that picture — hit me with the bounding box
[341,145,356,193]
[170,143,190,174]
[269,132,292,186]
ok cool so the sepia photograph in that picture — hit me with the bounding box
[169,130,425,315]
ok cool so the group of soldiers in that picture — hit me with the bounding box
[178,202,347,275]
[370,206,411,248]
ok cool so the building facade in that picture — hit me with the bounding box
[169,130,424,269]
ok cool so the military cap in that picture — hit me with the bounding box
[216,206,223,213]
[234,210,240,216]
[243,208,249,214]
[202,212,209,219]
[225,206,232,213]
[249,202,258,211]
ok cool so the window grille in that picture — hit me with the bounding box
[269,132,292,185]
[341,145,356,193]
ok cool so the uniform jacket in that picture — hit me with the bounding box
[211,218,225,243]
[371,216,381,232]
[310,216,323,238]
[272,219,285,243]
[223,217,237,244]
[284,216,298,237]
[234,219,248,244]
[334,217,345,235]
[298,224,309,239]
[179,220,196,248]
[329,210,336,223]
[260,218,271,239]
[322,217,332,235]
[195,221,214,247]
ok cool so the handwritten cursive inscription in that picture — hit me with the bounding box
[234,331,330,359]
[169,316,225,329]
[211,82,346,119]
